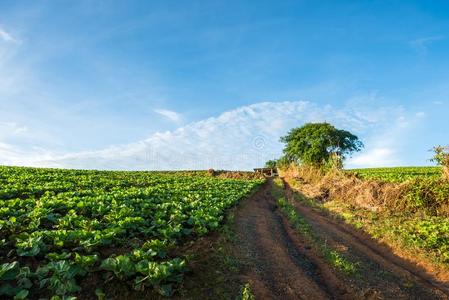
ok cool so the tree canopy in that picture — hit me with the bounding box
[280,122,363,167]
[264,159,277,169]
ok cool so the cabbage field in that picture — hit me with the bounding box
[0,166,263,299]
[349,166,441,183]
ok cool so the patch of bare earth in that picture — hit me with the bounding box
[232,181,352,300]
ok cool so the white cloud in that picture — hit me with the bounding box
[346,110,425,168]
[409,35,445,53]
[0,27,19,43]
[153,109,182,123]
[0,101,412,170]
[0,143,55,167]
[0,122,28,137]
[0,122,28,135]
[415,111,426,118]
[347,147,397,168]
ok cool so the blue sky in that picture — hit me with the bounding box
[0,1,448,170]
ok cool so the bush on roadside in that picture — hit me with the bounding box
[431,145,449,180]
[403,178,449,215]
[399,216,449,262]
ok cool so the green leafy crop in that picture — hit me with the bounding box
[0,166,263,299]
[349,166,441,183]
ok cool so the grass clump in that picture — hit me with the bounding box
[237,283,255,300]
[324,249,358,275]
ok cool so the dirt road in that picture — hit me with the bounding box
[231,179,449,300]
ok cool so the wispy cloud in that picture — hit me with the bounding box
[0,122,28,135]
[0,26,19,43]
[0,143,55,167]
[415,111,426,118]
[153,108,182,123]
[409,35,445,53]
[0,101,415,170]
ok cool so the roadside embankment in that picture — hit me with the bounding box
[280,165,449,286]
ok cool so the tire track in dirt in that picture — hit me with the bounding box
[283,179,449,299]
[233,181,350,300]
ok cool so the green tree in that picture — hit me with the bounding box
[431,145,449,180]
[276,155,291,169]
[264,159,277,169]
[280,122,363,168]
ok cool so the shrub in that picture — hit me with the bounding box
[431,146,449,180]
[404,178,449,214]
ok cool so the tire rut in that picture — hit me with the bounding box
[283,179,449,300]
[233,181,347,300]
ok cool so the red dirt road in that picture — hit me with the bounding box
[231,180,449,299]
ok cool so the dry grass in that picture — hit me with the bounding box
[443,166,449,181]
[280,165,411,212]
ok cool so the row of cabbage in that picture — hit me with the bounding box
[349,166,441,183]
[0,166,263,299]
